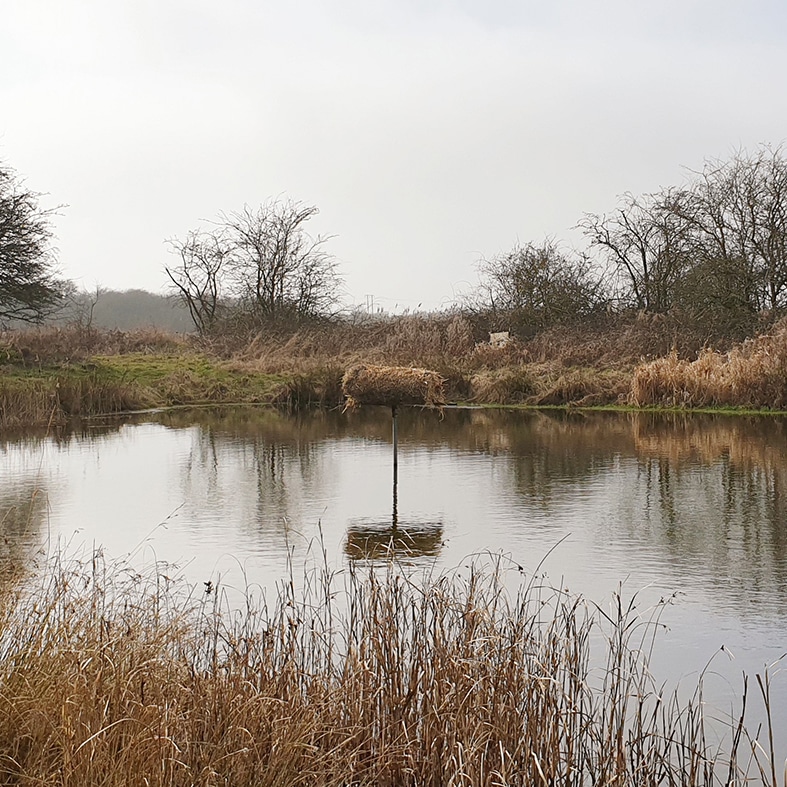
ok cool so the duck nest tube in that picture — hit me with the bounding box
[342,364,446,410]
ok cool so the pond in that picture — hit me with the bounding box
[2,404,786,757]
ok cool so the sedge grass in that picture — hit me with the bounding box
[0,547,780,786]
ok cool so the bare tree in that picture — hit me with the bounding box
[578,191,690,314]
[165,229,229,334]
[222,200,341,323]
[471,240,604,332]
[165,199,341,332]
[0,163,65,324]
[673,145,787,313]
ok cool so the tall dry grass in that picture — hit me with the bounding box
[0,374,150,430]
[0,548,779,786]
[231,313,480,371]
[631,318,787,409]
[229,315,484,406]
[0,326,190,365]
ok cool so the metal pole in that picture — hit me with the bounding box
[392,405,398,527]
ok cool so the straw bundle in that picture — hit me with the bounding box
[342,364,446,410]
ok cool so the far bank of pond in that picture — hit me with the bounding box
[5,350,787,430]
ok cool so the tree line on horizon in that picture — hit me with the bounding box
[2,144,787,342]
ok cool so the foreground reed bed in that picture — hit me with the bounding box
[0,548,780,786]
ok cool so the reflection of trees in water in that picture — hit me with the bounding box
[619,414,787,607]
[0,417,137,450]
[369,408,636,509]
[175,411,328,544]
[455,410,787,604]
[0,483,47,571]
[493,411,634,506]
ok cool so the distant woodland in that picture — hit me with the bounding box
[53,288,194,333]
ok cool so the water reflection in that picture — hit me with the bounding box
[1,405,787,616]
[0,484,47,567]
[1,404,786,759]
[619,414,787,611]
[344,519,444,562]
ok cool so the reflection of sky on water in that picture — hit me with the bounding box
[1,406,786,758]
[2,409,787,615]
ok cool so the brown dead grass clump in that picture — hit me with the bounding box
[272,364,346,409]
[536,368,631,407]
[469,367,536,404]
[469,366,631,407]
[342,364,446,410]
[631,318,787,408]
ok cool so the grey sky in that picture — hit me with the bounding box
[3,0,786,312]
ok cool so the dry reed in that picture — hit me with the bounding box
[0,325,189,364]
[0,547,779,786]
[469,366,536,404]
[342,364,446,410]
[0,375,150,429]
[631,320,787,408]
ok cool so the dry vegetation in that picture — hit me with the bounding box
[341,364,446,410]
[632,319,787,409]
[0,325,190,364]
[0,548,779,786]
[3,311,787,426]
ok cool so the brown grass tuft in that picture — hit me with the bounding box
[536,368,630,406]
[469,366,536,404]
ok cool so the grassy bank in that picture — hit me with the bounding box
[0,343,290,429]
[4,315,787,427]
[0,549,779,786]
[0,321,638,427]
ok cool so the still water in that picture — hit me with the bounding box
[2,405,787,752]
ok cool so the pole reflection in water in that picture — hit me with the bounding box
[344,519,444,562]
[392,404,398,525]
[344,403,444,563]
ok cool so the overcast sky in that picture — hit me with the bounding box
[3,1,787,312]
